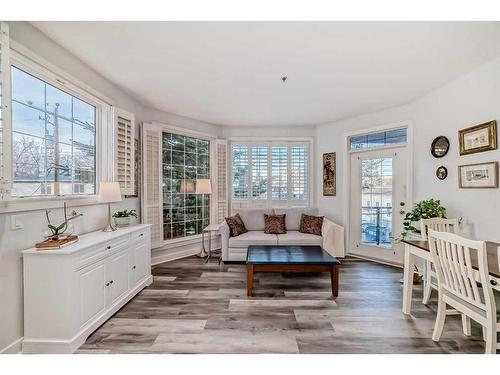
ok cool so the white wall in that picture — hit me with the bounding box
[0,22,221,353]
[316,56,500,245]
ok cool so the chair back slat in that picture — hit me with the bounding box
[420,218,459,240]
[428,230,491,312]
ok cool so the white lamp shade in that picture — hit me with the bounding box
[196,179,212,194]
[98,182,123,203]
[180,180,196,193]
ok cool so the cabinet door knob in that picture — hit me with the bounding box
[106,282,110,287]
[106,245,111,250]
[110,280,113,284]
[139,233,144,237]
[491,280,498,286]
[132,266,136,269]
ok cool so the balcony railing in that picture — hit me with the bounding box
[361,206,392,246]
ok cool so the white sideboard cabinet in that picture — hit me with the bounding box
[22,224,152,353]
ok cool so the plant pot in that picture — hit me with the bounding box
[114,216,130,227]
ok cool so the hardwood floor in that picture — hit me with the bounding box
[77,255,492,354]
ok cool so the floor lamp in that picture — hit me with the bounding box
[196,179,212,257]
[99,182,123,232]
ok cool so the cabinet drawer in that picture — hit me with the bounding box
[133,229,148,240]
[78,236,130,269]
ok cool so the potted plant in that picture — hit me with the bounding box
[112,209,138,227]
[45,202,83,240]
[396,198,447,242]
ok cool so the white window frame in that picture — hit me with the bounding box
[229,137,313,209]
[0,40,115,213]
[144,121,218,247]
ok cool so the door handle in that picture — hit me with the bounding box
[399,210,405,215]
[399,202,405,206]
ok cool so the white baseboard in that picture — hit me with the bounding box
[152,238,221,265]
[0,337,23,354]
[347,253,403,268]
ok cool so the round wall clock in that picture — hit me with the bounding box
[431,136,450,158]
[436,166,448,180]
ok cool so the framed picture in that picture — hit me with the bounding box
[459,120,497,155]
[323,152,336,196]
[458,161,498,189]
[436,166,448,180]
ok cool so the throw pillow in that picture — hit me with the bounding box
[225,213,248,237]
[299,214,324,236]
[264,214,287,234]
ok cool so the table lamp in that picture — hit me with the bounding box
[99,182,122,232]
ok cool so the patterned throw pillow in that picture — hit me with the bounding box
[225,213,248,237]
[299,214,324,236]
[264,214,287,234]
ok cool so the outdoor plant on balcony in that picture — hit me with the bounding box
[396,198,447,241]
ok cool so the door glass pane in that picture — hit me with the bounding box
[361,158,392,247]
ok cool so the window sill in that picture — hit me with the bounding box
[0,195,104,214]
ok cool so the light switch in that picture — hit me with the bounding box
[11,215,24,230]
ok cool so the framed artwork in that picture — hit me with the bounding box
[436,166,448,180]
[459,120,497,155]
[323,152,336,196]
[458,161,498,189]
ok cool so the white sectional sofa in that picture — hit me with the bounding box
[220,207,345,262]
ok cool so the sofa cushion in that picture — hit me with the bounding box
[277,231,323,246]
[274,207,319,231]
[264,214,287,234]
[299,214,324,236]
[235,208,274,231]
[225,213,248,237]
[228,231,278,248]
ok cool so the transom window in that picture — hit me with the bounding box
[10,66,96,197]
[349,128,407,150]
[231,142,310,206]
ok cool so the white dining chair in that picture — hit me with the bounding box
[428,230,499,354]
[420,218,460,305]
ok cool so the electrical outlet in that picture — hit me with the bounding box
[11,215,25,230]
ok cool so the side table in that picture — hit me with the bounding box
[197,224,222,264]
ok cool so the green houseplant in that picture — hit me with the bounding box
[397,198,447,241]
[112,209,138,227]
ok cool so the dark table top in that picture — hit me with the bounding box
[246,245,340,265]
[403,239,500,278]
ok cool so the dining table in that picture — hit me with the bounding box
[402,239,500,314]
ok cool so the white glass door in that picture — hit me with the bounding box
[349,146,407,265]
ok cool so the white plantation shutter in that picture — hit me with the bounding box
[271,145,288,200]
[290,145,308,200]
[215,139,228,223]
[141,122,162,248]
[115,109,135,195]
[0,22,11,200]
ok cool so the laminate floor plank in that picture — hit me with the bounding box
[77,256,494,354]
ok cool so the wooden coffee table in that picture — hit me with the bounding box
[246,245,341,297]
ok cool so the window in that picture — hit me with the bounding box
[10,66,96,197]
[162,132,210,240]
[349,128,407,150]
[252,146,267,199]
[231,141,310,205]
[291,145,308,200]
[232,145,248,199]
[271,146,288,200]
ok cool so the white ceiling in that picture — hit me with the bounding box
[32,22,500,127]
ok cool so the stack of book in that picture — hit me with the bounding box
[35,235,79,250]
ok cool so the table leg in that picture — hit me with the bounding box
[331,266,339,298]
[247,264,254,297]
[402,244,415,314]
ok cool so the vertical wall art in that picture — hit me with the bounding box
[323,152,336,196]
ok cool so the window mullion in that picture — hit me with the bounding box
[248,142,253,203]
[0,22,12,201]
